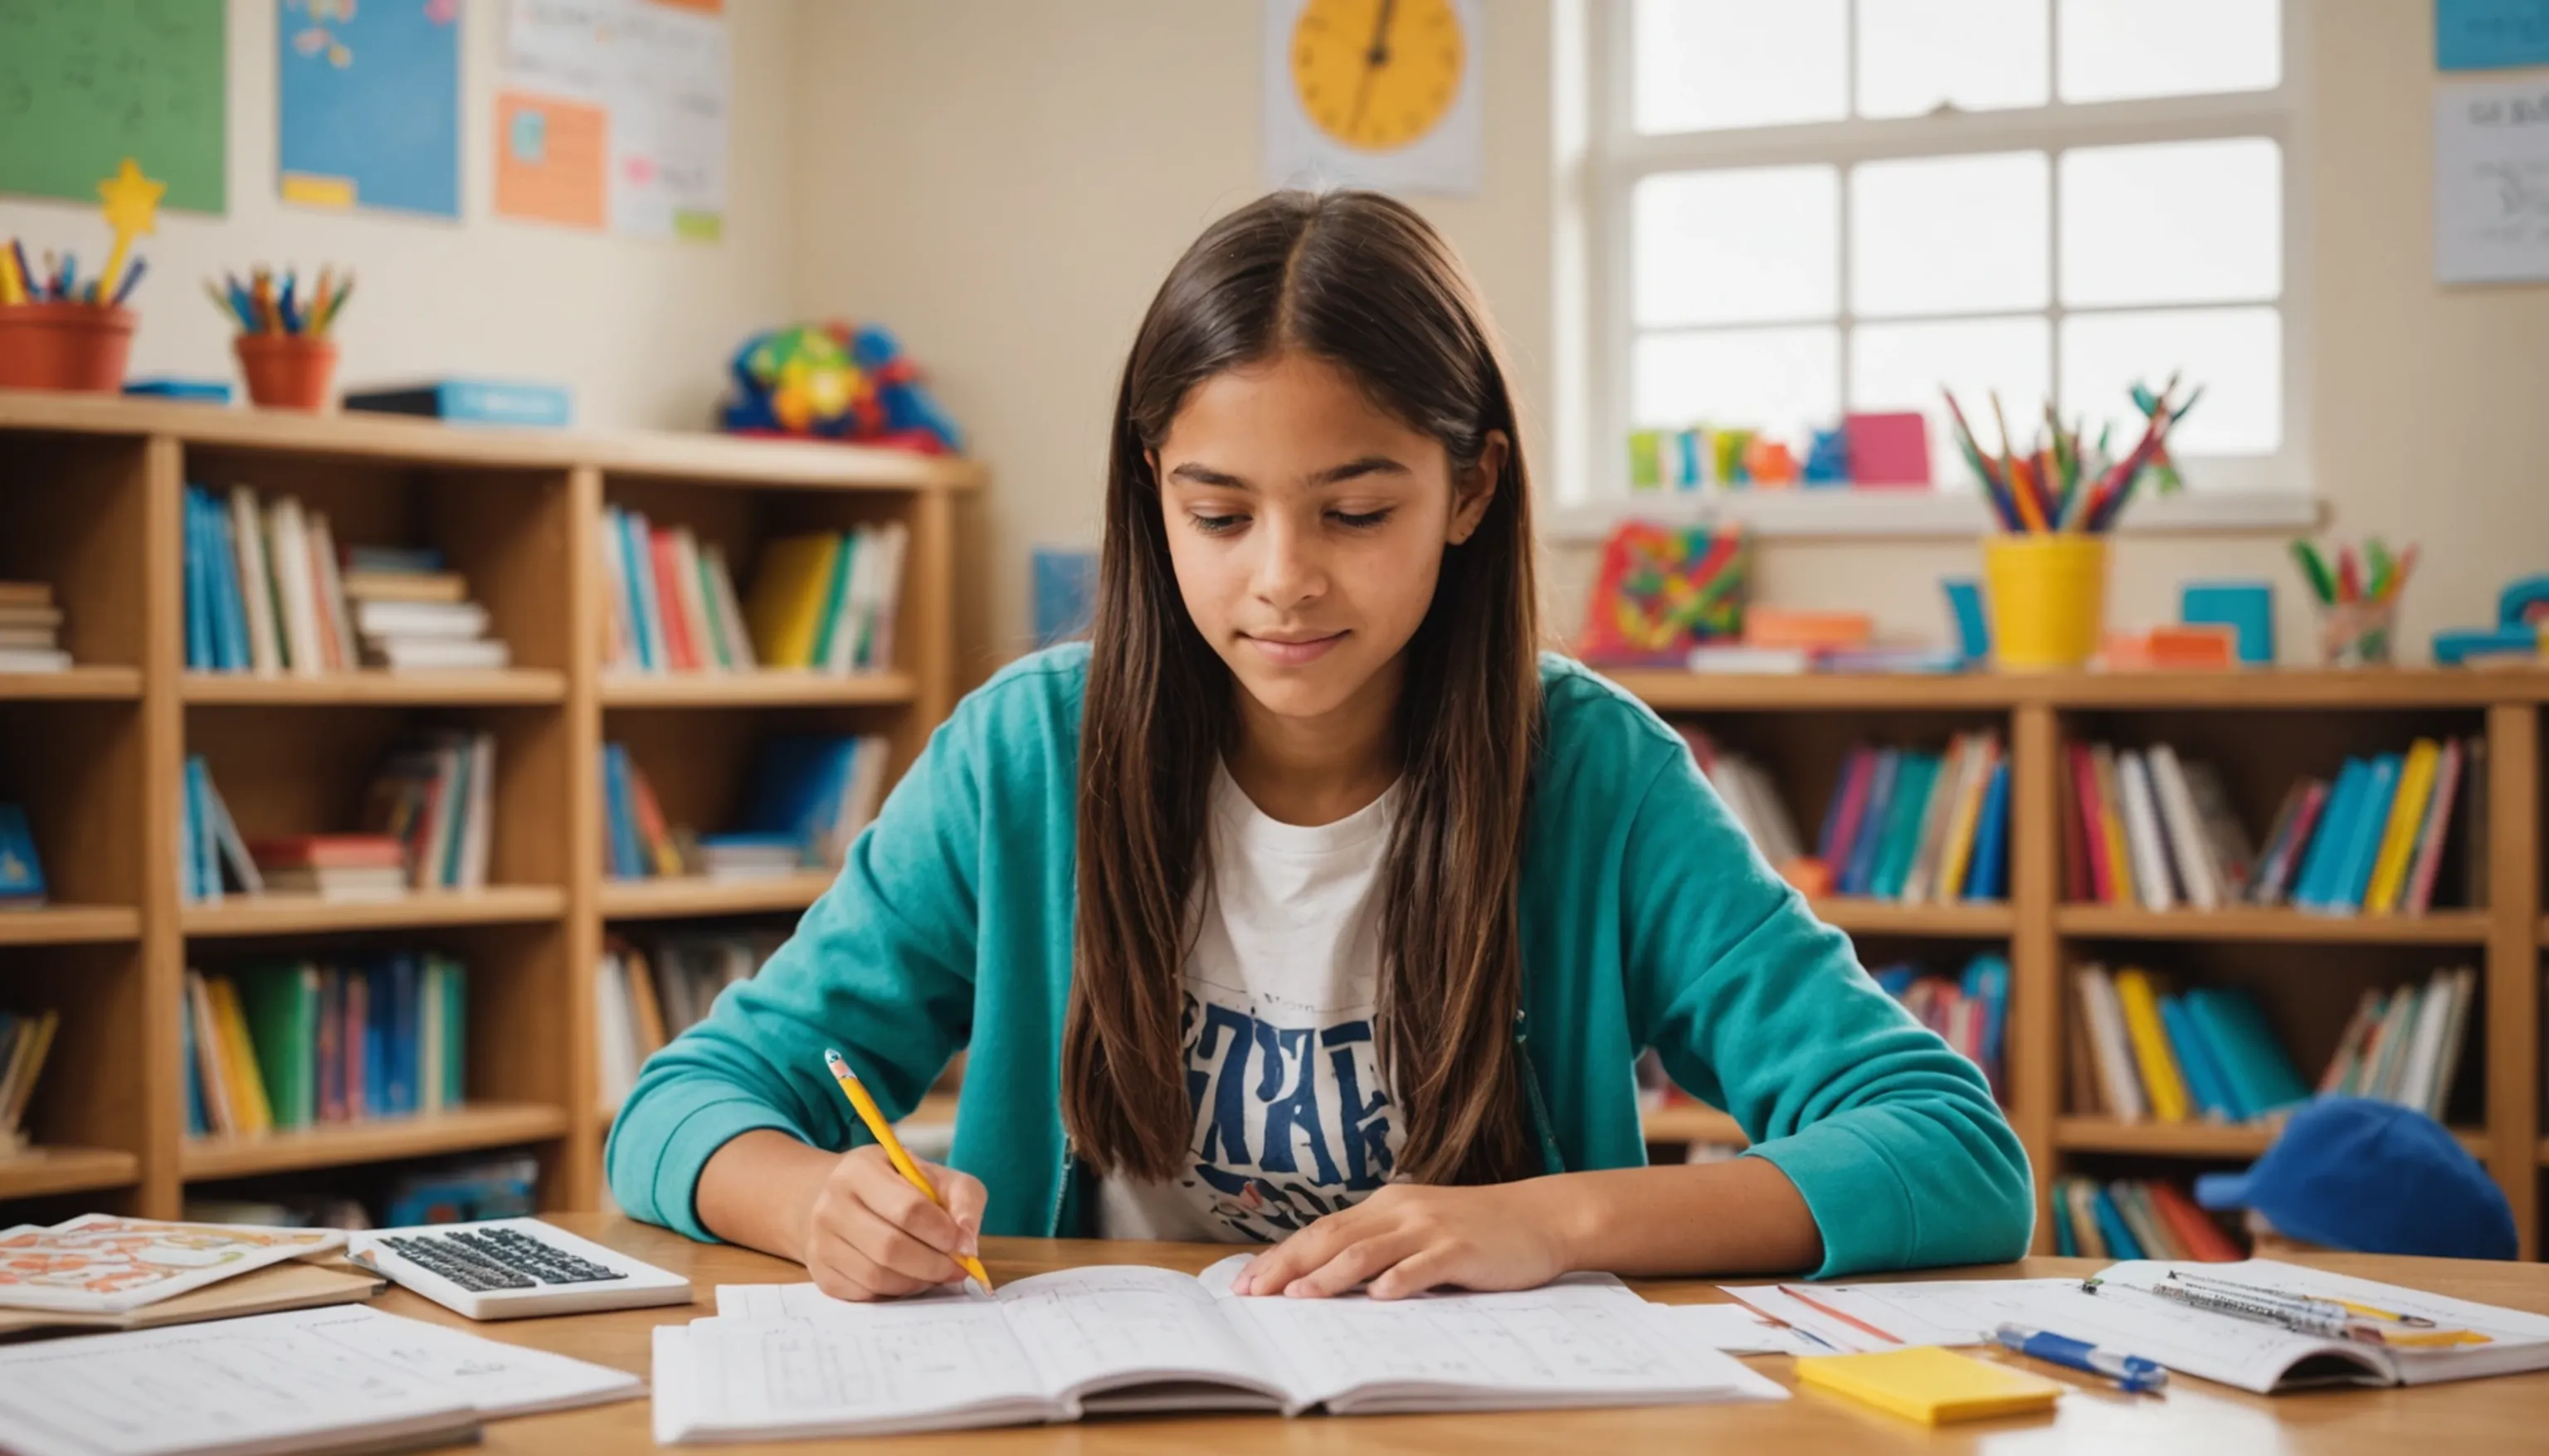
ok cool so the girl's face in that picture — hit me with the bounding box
[1151,352,1501,728]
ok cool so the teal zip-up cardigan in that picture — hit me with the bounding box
[607,645,2033,1278]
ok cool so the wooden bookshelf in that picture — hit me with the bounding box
[1616,668,2549,1259]
[180,1103,574,1181]
[0,1146,141,1200]
[598,872,833,921]
[0,667,145,701]
[0,392,970,1221]
[599,670,918,708]
[2056,1116,2490,1160]
[181,670,567,705]
[2054,904,2494,945]
[1811,898,2015,937]
[1640,1103,1747,1147]
[0,906,143,945]
[179,886,569,937]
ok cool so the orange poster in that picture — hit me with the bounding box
[495,91,606,230]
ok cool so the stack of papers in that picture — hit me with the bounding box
[1724,1260,2549,1393]
[0,1305,641,1456]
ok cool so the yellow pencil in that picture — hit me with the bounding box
[823,1048,992,1291]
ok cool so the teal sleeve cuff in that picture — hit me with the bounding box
[623,1096,802,1244]
[1743,1116,1918,1280]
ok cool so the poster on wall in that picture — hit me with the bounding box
[2434,78,2549,285]
[277,0,463,218]
[2436,0,2549,71]
[1261,0,1484,197]
[497,0,729,240]
[0,0,226,212]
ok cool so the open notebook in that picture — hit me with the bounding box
[1725,1260,2549,1395]
[652,1255,1785,1441]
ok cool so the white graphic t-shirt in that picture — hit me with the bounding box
[1093,762,1404,1243]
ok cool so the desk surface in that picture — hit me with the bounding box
[387,1214,2549,1454]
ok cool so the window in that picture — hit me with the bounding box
[1574,0,2305,527]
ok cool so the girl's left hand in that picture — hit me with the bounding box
[1230,1181,1582,1301]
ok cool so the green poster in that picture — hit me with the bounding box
[0,0,227,212]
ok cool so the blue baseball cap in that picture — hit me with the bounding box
[2194,1097,2515,1261]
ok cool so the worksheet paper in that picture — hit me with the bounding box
[1720,1280,2085,1354]
[0,1303,641,1455]
[1649,1302,1831,1356]
[659,1264,1785,1440]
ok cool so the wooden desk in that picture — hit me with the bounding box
[386,1214,2549,1453]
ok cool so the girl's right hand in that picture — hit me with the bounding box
[800,1144,988,1301]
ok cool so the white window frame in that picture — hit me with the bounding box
[1552,0,2321,541]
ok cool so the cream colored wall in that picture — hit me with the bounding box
[790,0,1557,676]
[801,0,2548,674]
[0,0,802,431]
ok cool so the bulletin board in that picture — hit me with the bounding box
[0,0,227,212]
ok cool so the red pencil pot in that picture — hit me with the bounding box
[236,334,339,411]
[0,303,136,392]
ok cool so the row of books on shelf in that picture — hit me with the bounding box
[602,733,890,882]
[180,733,496,904]
[2049,1176,2243,1263]
[596,931,781,1109]
[185,486,510,673]
[2064,736,2479,915]
[183,957,467,1138]
[600,508,908,676]
[1681,730,2010,904]
[2070,962,2473,1125]
[1872,954,2008,1094]
[0,1006,59,1157]
[0,578,71,672]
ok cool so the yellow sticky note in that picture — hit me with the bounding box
[1795,1346,2063,1425]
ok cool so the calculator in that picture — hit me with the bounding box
[349,1217,695,1321]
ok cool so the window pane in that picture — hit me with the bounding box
[1634,0,1847,134]
[2061,139,2280,307]
[1635,168,1840,327]
[1634,326,1840,445]
[1856,0,2049,119]
[1851,317,2053,485]
[2058,0,2279,103]
[2060,307,2280,457]
[1851,152,2049,316]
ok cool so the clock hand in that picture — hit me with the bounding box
[1348,0,1397,134]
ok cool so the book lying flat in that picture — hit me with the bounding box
[0,1258,383,1338]
[0,1214,344,1313]
[653,1257,1786,1441]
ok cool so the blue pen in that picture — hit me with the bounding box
[1993,1322,2167,1393]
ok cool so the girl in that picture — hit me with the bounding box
[608,191,2031,1301]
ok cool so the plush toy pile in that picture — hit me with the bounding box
[717,321,963,455]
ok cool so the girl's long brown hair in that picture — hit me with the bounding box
[1065,190,1543,1188]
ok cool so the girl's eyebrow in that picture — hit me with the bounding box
[1164,456,1411,489]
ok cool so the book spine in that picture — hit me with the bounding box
[2365,739,2440,913]
[2091,745,2137,907]
[2401,738,2464,914]
[1964,758,2012,903]
[2114,968,2192,1122]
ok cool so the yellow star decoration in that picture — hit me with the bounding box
[95,156,166,300]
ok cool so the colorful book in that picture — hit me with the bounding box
[1840,750,1899,897]
[2364,738,2440,913]
[745,534,841,669]
[1962,759,2011,903]
[2158,994,2234,1121]
[2112,968,2191,1122]
[2328,753,2403,911]
[2400,738,2464,913]
[2292,758,2368,909]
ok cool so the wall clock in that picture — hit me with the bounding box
[1262,0,1484,195]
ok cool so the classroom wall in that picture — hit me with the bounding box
[787,0,1558,678]
[0,0,803,431]
[797,0,2549,674]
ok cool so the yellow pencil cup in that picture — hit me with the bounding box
[1982,535,2108,671]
